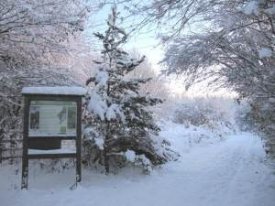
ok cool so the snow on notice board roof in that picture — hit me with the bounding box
[22,86,87,96]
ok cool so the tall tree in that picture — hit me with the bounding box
[83,7,172,173]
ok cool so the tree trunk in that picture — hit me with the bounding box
[104,121,111,174]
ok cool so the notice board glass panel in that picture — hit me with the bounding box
[29,101,77,137]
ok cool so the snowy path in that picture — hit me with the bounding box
[1,127,275,206]
[163,132,275,206]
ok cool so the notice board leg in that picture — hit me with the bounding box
[21,157,28,189]
[76,160,81,183]
[76,98,81,183]
[76,135,81,183]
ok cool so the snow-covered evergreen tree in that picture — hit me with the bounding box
[83,7,172,173]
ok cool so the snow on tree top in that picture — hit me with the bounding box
[22,86,86,96]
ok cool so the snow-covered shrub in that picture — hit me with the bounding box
[233,94,275,158]
[153,96,238,149]
[239,99,275,157]
[173,96,237,133]
[234,100,258,132]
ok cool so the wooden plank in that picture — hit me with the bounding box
[22,95,82,101]
[28,148,75,154]
[28,136,76,140]
[28,153,76,159]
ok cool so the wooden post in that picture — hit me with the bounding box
[76,98,82,183]
[21,97,30,189]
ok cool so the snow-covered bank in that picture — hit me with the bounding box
[1,122,275,206]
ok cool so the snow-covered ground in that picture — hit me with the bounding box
[1,121,275,206]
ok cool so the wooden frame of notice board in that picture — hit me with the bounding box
[21,89,84,189]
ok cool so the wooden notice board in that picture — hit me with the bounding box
[21,87,85,189]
